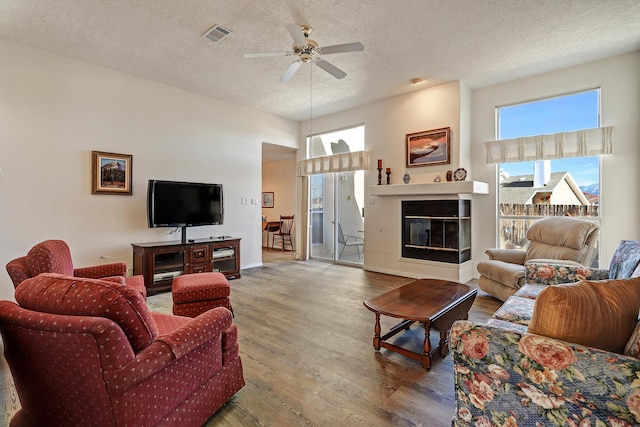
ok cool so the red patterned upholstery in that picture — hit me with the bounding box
[172,272,232,317]
[0,273,244,427]
[6,239,146,298]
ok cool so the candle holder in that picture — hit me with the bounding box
[386,171,391,185]
[377,167,383,185]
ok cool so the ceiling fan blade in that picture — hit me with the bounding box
[320,42,364,55]
[315,59,347,79]
[286,24,308,47]
[243,51,289,58]
[280,61,302,82]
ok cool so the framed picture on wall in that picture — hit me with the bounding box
[91,151,133,195]
[406,127,451,167]
[262,192,274,208]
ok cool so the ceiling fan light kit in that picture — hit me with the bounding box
[244,24,364,82]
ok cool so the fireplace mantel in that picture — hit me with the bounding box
[369,180,489,197]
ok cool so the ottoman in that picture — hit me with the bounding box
[172,272,232,317]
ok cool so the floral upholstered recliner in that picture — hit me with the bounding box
[450,240,640,426]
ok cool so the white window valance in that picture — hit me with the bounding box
[297,151,370,176]
[484,126,614,164]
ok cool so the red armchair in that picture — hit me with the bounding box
[5,239,146,297]
[0,273,244,426]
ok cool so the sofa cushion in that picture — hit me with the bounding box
[528,278,640,353]
[492,296,535,326]
[486,318,529,334]
[477,260,525,289]
[15,273,157,352]
[512,283,547,300]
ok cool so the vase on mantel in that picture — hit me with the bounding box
[403,170,410,184]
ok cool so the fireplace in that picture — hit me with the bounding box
[402,200,471,264]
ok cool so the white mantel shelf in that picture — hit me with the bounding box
[369,181,489,196]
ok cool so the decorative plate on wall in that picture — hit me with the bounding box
[453,168,467,181]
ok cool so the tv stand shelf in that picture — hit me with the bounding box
[132,237,241,295]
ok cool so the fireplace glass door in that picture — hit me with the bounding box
[402,200,471,263]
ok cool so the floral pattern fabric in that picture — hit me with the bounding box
[491,296,535,326]
[524,240,640,286]
[609,240,640,279]
[513,283,546,300]
[486,318,529,334]
[450,320,640,427]
[525,262,599,286]
[625,320,640,358]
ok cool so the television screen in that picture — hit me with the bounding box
[147,180,223,227]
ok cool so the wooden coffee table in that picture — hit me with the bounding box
[363,278,477,370]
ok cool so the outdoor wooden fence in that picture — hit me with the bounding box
[498,203,599,251]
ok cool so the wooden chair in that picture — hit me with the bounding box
[273,215,295,251]
[265,221,281,250]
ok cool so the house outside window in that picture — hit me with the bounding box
[496,89,601,265]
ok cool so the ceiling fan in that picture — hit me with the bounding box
[244,24,364,82]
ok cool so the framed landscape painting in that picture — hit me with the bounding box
[91,151,132,195]
[406,127,451,167]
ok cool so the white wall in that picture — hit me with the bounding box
[471,52,640,270]
[0,39,299,300]
[299,81,469,278]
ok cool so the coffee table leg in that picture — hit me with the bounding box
[439,331,448,357]
[422,322,431,370]
[373,313,381,350]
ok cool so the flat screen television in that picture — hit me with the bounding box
[147,180,223,235]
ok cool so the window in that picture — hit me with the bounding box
[496,90,600,263]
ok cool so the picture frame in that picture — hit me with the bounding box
[91,151,133,195]
[406,127,451,167]
[262,192,274,208]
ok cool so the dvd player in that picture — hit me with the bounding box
[213,249,234,259]
[153,271,182,282]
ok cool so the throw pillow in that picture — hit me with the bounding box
[624,320,640,358]
[527,277,640,353]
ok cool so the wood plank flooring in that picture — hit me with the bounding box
[0,251,502,426]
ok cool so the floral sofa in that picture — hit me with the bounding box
[450,240,640,426]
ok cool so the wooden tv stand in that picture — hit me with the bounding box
[132,236,241,295]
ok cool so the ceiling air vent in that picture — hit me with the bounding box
[203,24,232,43]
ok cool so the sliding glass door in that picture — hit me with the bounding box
[335,169,365,263]
[307,125,365,266]
[310,173,335,260]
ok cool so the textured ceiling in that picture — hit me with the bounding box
[1,0,639,124]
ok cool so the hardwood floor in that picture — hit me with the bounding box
[0,251,502,426]
[202,251,501,426]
